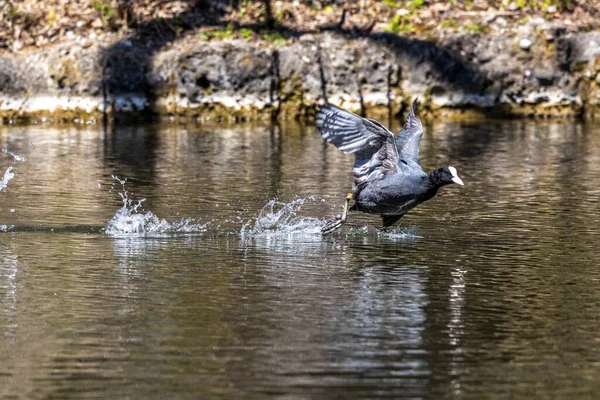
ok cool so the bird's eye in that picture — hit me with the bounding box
[400,159,408,165]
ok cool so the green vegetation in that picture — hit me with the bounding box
[260,30,288,46]
[6,6,20,19]
[46,7,57,25]
[384,14,414,33]
[464,22,488,34]
[92,0,113,18]
[408,0,424,11]
[512,0,573,10]
[210,25,235,39]
[381,0,427,33]
[0,0,590,52]
[382,0,425,9]
[240,28,253,39]
[440,18,457,29]
[198,26,288,46]
[91,0,123,29]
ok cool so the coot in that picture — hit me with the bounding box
[317,100,463,234]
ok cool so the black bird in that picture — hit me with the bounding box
[316,99,463,234]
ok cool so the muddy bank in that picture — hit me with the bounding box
[2,22,600,123]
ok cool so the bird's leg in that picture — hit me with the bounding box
[321,193,352,235]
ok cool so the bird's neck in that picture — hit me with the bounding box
[425,170,446,193]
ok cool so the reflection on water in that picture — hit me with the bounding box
[0,119,599,398]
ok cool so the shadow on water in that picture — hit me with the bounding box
[102,122,160,187]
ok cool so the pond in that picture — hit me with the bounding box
[0,118,599,398]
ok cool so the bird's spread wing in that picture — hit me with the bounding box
[395,99,423,161]
[316,104,396,155]
[316,105,398,191]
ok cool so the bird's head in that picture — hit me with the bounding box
[430,166,464,187]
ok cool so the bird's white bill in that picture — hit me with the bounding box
[452,176,464,186]
[448,166,463,185]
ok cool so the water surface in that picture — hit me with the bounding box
[0,119,599,398]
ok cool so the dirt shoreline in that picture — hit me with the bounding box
[1,1,600,123]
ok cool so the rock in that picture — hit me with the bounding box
[495,17,508,27]
[519,38,533,50]
[529,17,546,27]
[483,14,496,24]
[535,70,556,86]
[91,18,103,28]
[0,29,596,122]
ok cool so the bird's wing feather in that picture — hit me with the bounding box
[395,99,423,161]
[316,105,395,154]
[316,105,398,190]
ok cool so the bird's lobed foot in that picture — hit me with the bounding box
[321,213,344,235]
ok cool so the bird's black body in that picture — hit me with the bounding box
[316,100,463,232]
[351,165,460,226]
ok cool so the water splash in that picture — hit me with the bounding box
[380,226,421,240]
[104,176,209,236]
[240,199,324,237]
[2,147,26,163]
[0,166,14,192]
[0,146,26,226]
[0,146,27,193]
[240,198,420,239]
